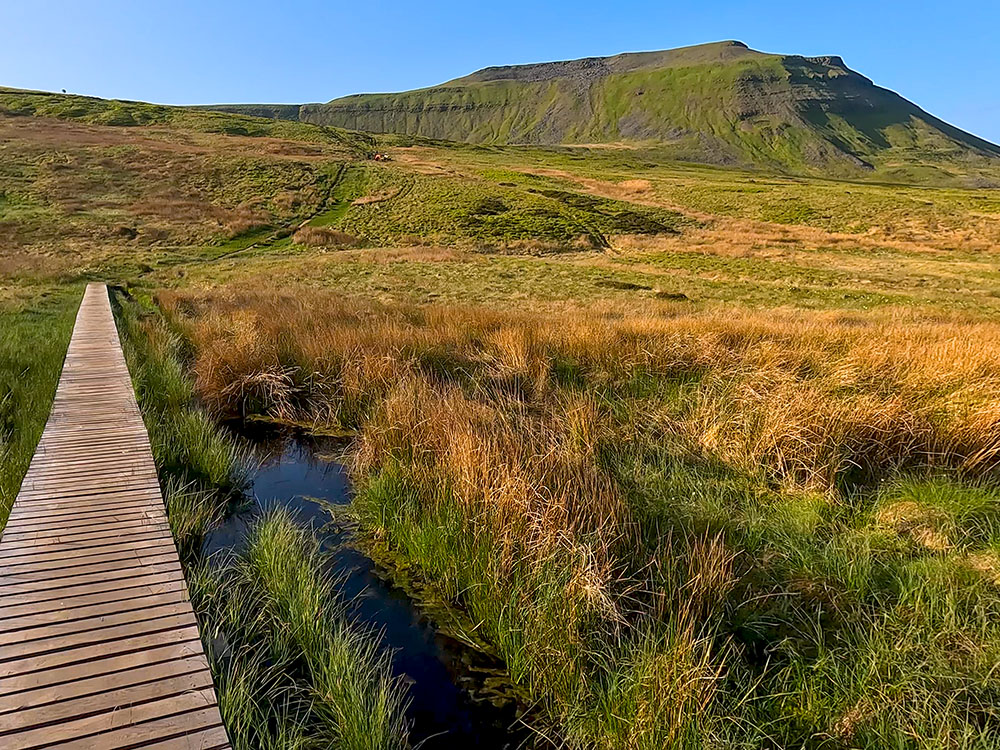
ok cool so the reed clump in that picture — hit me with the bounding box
[159,287,1000,748]
[115,291,412,749]
[191,509,411,750]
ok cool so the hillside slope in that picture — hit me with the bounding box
[211,41,1000,181]
[0,86,373,149]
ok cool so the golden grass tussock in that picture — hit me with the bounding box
[356,376,627,577]
[965,551,1000,584]
[361,245,470,264]
[160,289,1000,491]
[291,226,362,248]
[487,235,599,255]
[616,178,653,193]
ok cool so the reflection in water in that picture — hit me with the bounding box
[203,435,532,749]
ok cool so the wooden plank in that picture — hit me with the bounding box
[4,688,220,750]
[7,490,162,513]
[128,725,232,750]
[0,560,184,601]
[5,487,165,514]
[0,551,181,585]
[0,615,199,669]
[5,499,167,526]
[26,446,143,461]
[0,528,174,564]
[0,545,178,579]
[20,466,150,481]
[0,538,177,573]
[0,570,185,615]
[0,669,215,735]
[0,639,206,696]
[3,508,165,535]
[0,655,210,717]
[14,480,163,503]
[0,600,194,645]
[20,464,157,483]
[18,473,160,494]
[0,530,175,566]
[0,517,172,548]
[33,432,150,449]
[45,707,225,750]
[4,504,163,529]
[0,585,188,638]
[0,578,190,625]
[0,284,230,748]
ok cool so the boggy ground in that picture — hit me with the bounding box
[3,95,1000,748]
[157,287,1000,748]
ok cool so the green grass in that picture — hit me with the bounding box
[190,509,410,750]
[0,286,79,529]
[0,87,373,150]
[163,481,225,560]
[351,462,714,747]
[181,245,928,314]
[307,164,367,227]
[114,290,246,497]
[311,165,687,249]
[421,140,1000,239]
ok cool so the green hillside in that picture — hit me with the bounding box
[210,41,1000,181]
[0,87,371,149]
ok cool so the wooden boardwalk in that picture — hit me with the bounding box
[0,284,230,749]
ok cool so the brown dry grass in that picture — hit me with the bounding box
[362,245,468,263]
[0,251,76,278]
[351,189,401,206]
[0,115,349,162]
[291,226,361,248]
[161,287,1000,491]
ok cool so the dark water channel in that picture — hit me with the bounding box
[202,431,534,749]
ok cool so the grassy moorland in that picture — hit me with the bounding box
[1,90,1000,748]
[0,286,77,527]
[158,289,1000,748]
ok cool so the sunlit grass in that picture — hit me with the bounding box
[162,286,1000,747]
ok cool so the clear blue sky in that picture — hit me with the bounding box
[4,0,998,144]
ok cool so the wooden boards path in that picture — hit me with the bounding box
[0,284,230,749]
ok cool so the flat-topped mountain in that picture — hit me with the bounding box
[209,41,1000,180]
